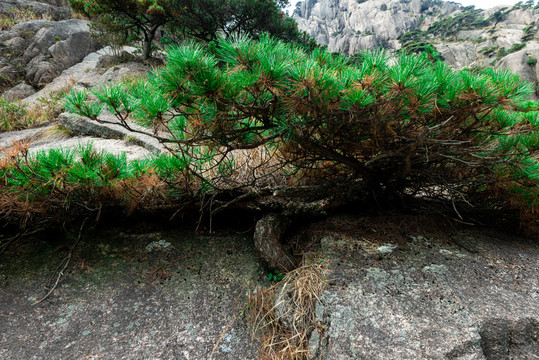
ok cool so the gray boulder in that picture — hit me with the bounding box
[0,29,18,43]
[436,42,481,69]
[25,55,56,86]
[498,49,538,84]
[2,82,34,101]
[0,65,24,89]
[0,0,71,21]
[0,124,155,162]
[22,46,145,107]
[10,19,54,34]
[0,20,52,53]
[56,112,165,155]
[23,19,100,87]
[1,36,26,57]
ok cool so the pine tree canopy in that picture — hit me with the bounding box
[59,35,538,213]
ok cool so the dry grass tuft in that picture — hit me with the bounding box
[1,78,76,132]
[246,257,328,359]
[0,7,52,31]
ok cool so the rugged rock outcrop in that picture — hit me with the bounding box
[21,46,146,106]
[0,0,100,94]
[0,46,158,162]
[0,0,71,21]
[22,19,100,87]
[293,0,459,55]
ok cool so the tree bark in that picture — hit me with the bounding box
[142,25,159,60]
[253,214,296,272]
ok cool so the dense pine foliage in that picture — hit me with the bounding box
[1,35,538,231]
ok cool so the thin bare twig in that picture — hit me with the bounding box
[33,219,87,305]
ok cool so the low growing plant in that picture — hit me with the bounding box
[64,35,538,213]
[0,99,29,131]
[1,35,537,234]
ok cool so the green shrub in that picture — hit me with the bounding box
[480,46,498,57]
[61,35,538,212]
[510,43,527,52]
[1,36,537,230]
[427,9,488,38]
[522,24,536,42]
[528,57,538,66]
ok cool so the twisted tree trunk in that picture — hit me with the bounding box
[253,214,296,272]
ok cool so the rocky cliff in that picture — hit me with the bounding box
[293,0,539,96]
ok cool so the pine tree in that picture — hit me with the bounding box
[64,35,538,213]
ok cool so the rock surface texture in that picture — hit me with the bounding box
[307,218,539,359]
[294,0,459,54]
[0,217,537,358]
[0,0,71,21]
[0,228,264,359]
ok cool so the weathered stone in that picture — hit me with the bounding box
[497,47,538,84]
[0,229,263,359]
[97,62,148,84]
[25,55,57,86]
[478,318,539,359]
[293,0,459,55]
[32,136,153,161]
[95,51,138,69]
[313,225,539,359]
[0,0,71,21]
[22,19,100,87]
[436,42,481,69]
[22,46,143,107]
[10,19,54,35]
[1,36,26,57]
[0,65,23,88]
[0,123,155,162]
[56,112,165,155]
[0,124,55,149]
[2,82,34,101]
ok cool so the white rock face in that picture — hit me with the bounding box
[22,46,144,107]
[435,42,481,69]
[294,0,459,55]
